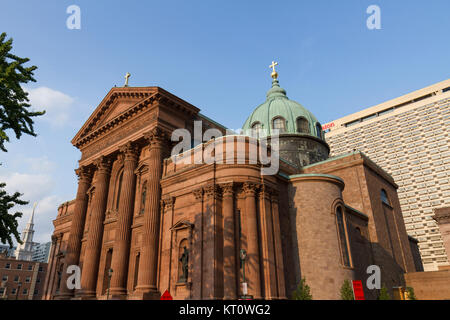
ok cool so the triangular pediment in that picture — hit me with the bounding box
[170,220,193,231]
[72,86,201,148]
[72,87,158,145]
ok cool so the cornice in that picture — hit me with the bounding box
[72,88,200,149]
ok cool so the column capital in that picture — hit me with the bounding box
[93,156,112,174]
[243,182,259,196]
[193,188,203,200]
[161,196,175,210]
[119,141,140,162]
[143,127,169,147]
[204,184,221,199]
[75,166,93,182]
[259,184,273,199]
[221,183,234,197]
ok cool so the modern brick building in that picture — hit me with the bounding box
[43,68,418,300]
[0,252,47,300]
[323,79,450,271]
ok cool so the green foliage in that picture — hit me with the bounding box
[377,285,391,300]
[340,279,354,300]
[292,278,313,300]
[0,32,42,246]
[0,181,27,247]
[406,287,417,300]
[0,32,45,152]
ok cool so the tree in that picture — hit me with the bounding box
[0,182,28,247]
[377,285,391,300]
[405,287,417,300]
[0,32,45,151]
[340,279,354,300]
[0,32,44,246]
[292,278,313,300]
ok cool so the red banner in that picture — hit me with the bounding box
[352,280,365,300]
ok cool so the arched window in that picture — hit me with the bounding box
[115,171,124,210]
[296,117,310,134]
[251,122,262,138]
[381,189,390,206]
[272,117,286,133]
[336,207,351,267]
[315,122,322,138]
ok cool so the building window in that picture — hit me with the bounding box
[0,288,5,295]
[315,122,322,139]
[2,275,7,281]
[5,263,10,269]
[336,207,351,267]
[38,266,43,272]
[25,276,31,283]
[28,265,33,271]
[17,264,22,270]
[296,117,310,134]
[381,189,390,206]
[36,277,40,283]
[22,288,28,295]
[14,275,19,282]
[140,184,147,215]
[115,171,124,210]
[272,117,286,133]
[34,289,39,295]
[11,288,16,295]
[251,122,262,138]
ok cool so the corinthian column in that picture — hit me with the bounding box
[222,183,237,299]
[57,166,93,299]
[259,185,277,299]
[109,142,139,298]
[79,156,112,299]
[271,190,286,299]
[243,182,262,299]
[135,128,167,299]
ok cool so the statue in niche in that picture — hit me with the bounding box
[179,246,189,283]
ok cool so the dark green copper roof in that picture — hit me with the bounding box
[242,78,323,139]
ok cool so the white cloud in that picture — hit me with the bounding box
[25,86,75,126]
[17,195,64,244]
[0,172,54,201]
[24,156,56,173]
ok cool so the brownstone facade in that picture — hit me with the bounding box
[43,86,417,300]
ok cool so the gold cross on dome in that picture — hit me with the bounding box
[269,61,278,79]
[124,72,131,87]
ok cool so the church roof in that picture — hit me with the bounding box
[242,77,323,139]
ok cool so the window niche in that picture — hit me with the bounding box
[170,220,193,298]
[336,206,352,268]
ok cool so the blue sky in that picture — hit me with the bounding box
[1,0,449,243]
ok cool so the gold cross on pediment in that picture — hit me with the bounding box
[124,72,131,87]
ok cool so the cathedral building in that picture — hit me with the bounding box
[43,66,419,300]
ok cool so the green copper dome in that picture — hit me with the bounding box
[242,79,323,139]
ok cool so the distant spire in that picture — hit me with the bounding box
[14,202,37,261]
[28,202,37,225]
